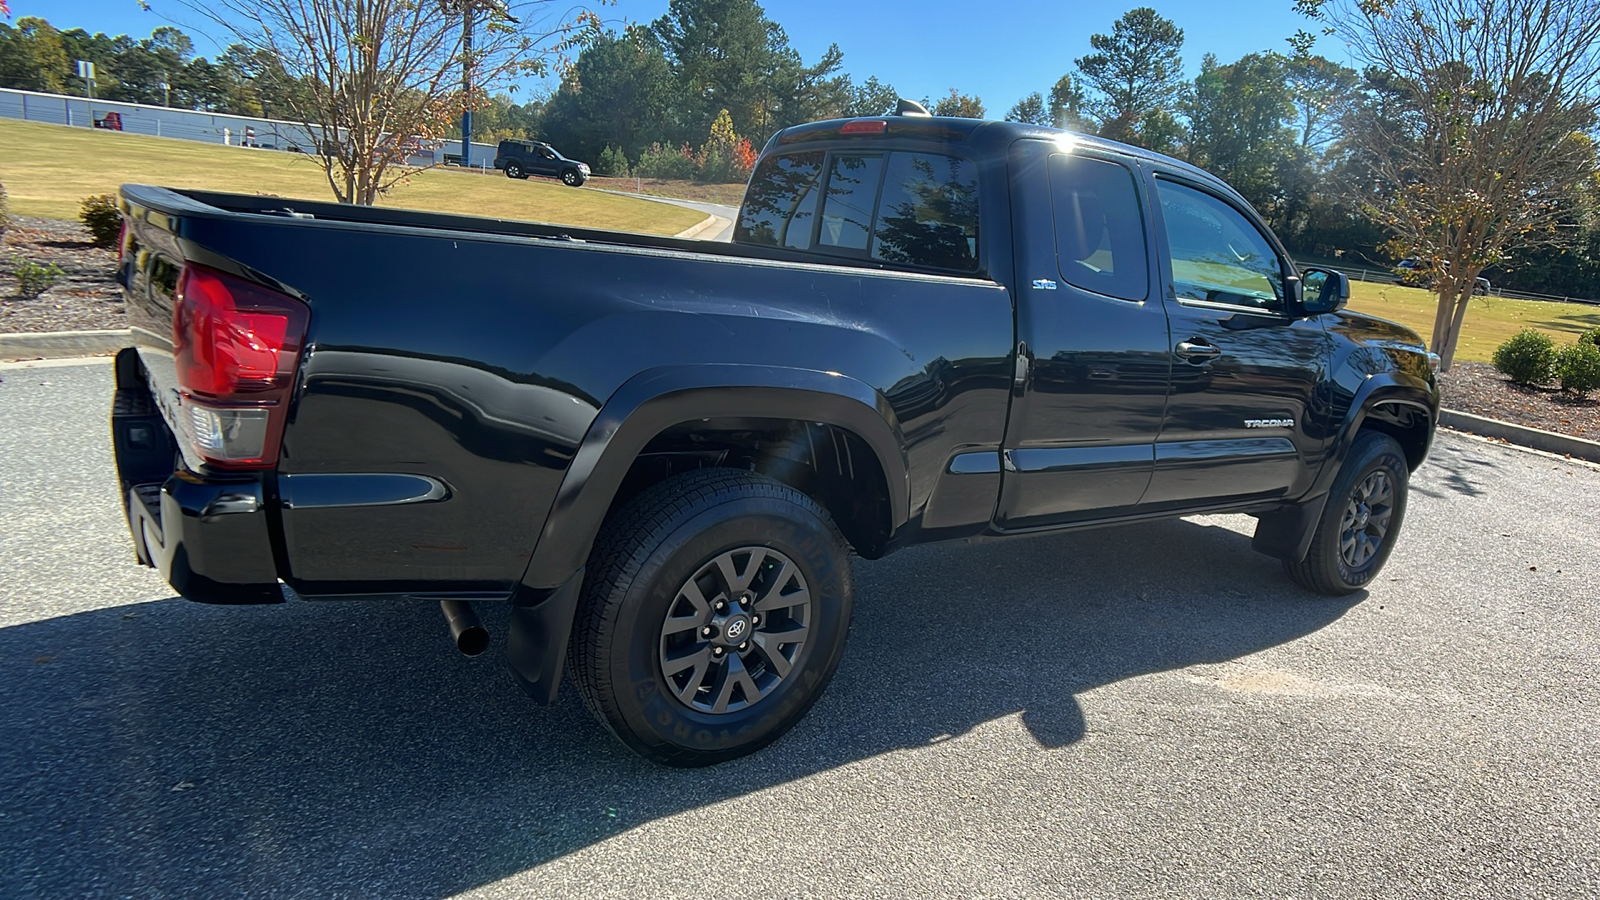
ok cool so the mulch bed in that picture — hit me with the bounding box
[1,216,125,333]
[1439,362,1599,441]
[4,215,1596,444]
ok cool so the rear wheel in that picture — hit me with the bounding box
[569,469,853,766]
[1284,431,1409,595]
[505,162,524,179]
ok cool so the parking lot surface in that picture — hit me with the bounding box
[2,358,1596,899]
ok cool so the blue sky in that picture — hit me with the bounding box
[25,0,1339,115]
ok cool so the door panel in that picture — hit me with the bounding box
[1146,176,1329,510]
[995,140,1171,529]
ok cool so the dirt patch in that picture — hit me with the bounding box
[1,217,124,334]
[1439,361,1599,441]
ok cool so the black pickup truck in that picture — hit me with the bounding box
[111,114,1438,765]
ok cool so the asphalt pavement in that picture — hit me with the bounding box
[1,358,1596,899]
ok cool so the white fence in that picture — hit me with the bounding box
[0,87,499,168]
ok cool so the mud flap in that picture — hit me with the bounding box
[1252,492,1330,562]
[505,567,585,705]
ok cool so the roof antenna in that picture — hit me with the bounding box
[895,98,932,117]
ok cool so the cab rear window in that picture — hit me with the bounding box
[737,150,980,272]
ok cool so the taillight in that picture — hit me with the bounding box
[117,219,129,262]
[172,264,309,469]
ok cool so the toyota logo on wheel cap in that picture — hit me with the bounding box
[724,617,748,641]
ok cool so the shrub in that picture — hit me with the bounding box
[1492,329,1557,386]
[79,194,122,248]
[692,109,755,184]
[11,255,65,300]
[636,142,697,180]
[0,180,9,240]
[1555,341,1600,398]
[595,145,630,177]
[1579,326,1600,350]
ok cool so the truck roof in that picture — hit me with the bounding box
[769,116,1236,200]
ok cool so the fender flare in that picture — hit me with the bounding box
[1310,371,1438,498]
[518,364,909,592]
[1254,372,1436,564]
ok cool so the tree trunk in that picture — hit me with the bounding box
[1433,283,1474,373]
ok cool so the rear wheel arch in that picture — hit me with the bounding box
[518,366,910,593]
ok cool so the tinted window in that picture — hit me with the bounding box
[1048,154,1148,302]
[818,155,884,252]
[735,151,825,248]
[1156,179,1284,311]
[871,153,980,271]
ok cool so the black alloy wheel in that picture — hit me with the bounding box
[657,546,812,714]
[1284,431,1409,595]
[1338,470,1394,570]
[569,469,853,766]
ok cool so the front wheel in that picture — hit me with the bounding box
[569,469,853,766]
[562,169,585,187]
[1284,431,1409,595]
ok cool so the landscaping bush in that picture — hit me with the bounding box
[1579,326,1600,350]
[11,255,65,300]
[1492,329,1558,386]
[595,145,630,177]
[636,142,697,181]
[79,194,123,248]
[0,180,10,241]
[1555,340,1600,398]
[692,110,756,184]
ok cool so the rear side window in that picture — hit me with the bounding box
[738,150,981,272]
[735,151,825,248]
[871,153,980,271]
[1049,154,1148,301]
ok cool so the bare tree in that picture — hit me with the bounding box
[181,0,597,204]
[1300,0,1600,370]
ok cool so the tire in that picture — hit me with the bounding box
[1284,431,1409,595]
[569,469,853,766]
[505,162,524,179]
[562,169,584,187]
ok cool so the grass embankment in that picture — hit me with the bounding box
[0,118,703,234]
[1345,280,1600,364]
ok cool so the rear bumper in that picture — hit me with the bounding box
[113,349,283,604]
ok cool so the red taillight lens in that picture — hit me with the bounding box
[117,219,129,262]
[173,264,309,469]
[840,120,888,135]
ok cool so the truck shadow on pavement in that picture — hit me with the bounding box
[0,517,1359,898]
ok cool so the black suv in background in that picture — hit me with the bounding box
[493,140,590,186]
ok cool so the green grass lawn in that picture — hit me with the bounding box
[0,118,703,234]
[1345,280,1600,364]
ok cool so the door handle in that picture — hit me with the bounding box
[1175,339,1222,362]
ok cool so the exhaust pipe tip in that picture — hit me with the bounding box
[440,599,490,657]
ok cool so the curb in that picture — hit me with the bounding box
[1439,409,1600,463]
[0,329,131,360]
[674,214,732,240]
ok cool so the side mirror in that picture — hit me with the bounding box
[1299,267,1349,314]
